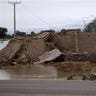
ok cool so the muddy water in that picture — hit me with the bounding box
[0,63,95,80]
[0,64,57,80]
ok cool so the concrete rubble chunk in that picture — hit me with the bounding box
[34,48,62,64]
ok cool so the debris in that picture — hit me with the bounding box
[0,32,55,64]
[65,53,89,62]
[34,49,62,64]
[33,32,51,41]
[0,30,96,64]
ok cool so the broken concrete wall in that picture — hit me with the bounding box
[0,38,23,62]
[51,30,76,52]
[51,30,96,53]
[78,32,96,53]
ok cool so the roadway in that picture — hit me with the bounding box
[0,80,96,95]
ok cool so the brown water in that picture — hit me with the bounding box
[0,63,95,80]
[0,64,57,80]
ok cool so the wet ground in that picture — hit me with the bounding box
[0,64,57,80]
[0,62,95,80]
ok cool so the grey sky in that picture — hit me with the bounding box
[0,0,96,34]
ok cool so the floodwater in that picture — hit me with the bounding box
[0,64,57,80]
[0,63,95,80]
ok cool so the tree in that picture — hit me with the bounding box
[83,19,96,32]
[31,31,36,35]
[40,29,55,33]
[0,27,8,39]
[60,29,66,33]
[16,30,26,36]
[6,34,12,39]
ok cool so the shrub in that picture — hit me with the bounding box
[90,50,96,63]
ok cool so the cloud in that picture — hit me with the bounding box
[0,0,96,33]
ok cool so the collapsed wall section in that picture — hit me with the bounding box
[0,38,23,62]
[78,32,96,53]
[52,31,76,52]
[51,30,96,53]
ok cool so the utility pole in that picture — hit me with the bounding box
[8,1,21,37]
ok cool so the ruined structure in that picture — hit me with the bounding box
[52,29,96,53]
[0,32,55,64]
[0,29,96,64]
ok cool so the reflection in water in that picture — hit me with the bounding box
[0,69,11,80]
[0,64,57,80]
[0,62,94,80]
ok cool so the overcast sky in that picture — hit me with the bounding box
[0,0,96,34]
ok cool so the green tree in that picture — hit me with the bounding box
[31,31,36,35]
[40,29,55,33]
[6,34,12,39]
[16,30,26,36]
[0,27,8,39]
[83,19,96,32]
[60,29,66,33]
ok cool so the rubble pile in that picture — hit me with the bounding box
[0,30,94,65]
[0,32,55,64]
[65,53,89,62]
[57,62,91,75]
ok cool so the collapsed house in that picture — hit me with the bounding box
[0,29,96,64]
[0,32,56,64]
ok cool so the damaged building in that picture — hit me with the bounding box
[0,29,96,64]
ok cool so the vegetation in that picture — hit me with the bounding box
[89,49,96,63]
[0,27,8,39]
[0,27,28,39]
[31,31,36,36]
[60,29,66,33]
[16,30,26,36]
[89,74,96,80]
[0,26,82,39]
[83,19,96,32]
[40,29,55,33]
